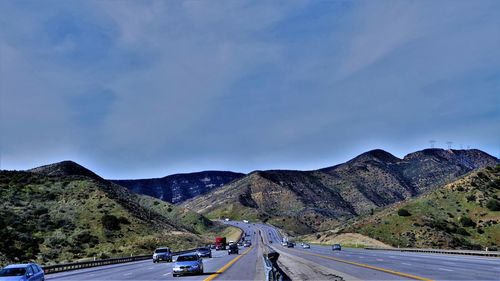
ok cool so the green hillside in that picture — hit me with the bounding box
[0,170,225,266]
[348,165,500,249]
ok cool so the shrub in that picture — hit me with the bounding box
[459,216,476,228]
[101,215,121,231]
[456,228,470,236]
[466,195,476,202]
[486,199,500,211]
[397,208,411,217]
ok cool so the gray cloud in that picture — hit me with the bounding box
[1,0,498,178]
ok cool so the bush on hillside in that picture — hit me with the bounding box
[101,215,121,231]
[486,199,500,211]
[459,216,476,228]
[397,208,411,217]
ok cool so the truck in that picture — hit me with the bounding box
[215,237,227,250]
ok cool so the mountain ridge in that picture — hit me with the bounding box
[181,148,498,234]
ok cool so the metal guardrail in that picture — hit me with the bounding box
[42,249,197,274]
[263,245,283,281]
[365,247,500,257]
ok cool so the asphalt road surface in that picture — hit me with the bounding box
[251,222,500,281]
[44,221,500,280]
[46,224,261,281]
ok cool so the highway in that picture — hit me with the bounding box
[43,221,500,280]
[46,225,261,281]
[252,222,500,281]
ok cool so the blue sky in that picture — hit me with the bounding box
[1,0,499,179]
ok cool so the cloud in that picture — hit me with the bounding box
[0,0,498,177]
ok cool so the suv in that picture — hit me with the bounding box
[0,263,45,281]
[332,244,342,251]
[228,243,239,255]
[153,247,173,263]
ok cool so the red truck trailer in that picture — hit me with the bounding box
[215,237,227,250]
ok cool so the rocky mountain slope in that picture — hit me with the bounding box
[112,171,244,203]
[182,149,498,235]
[0,161,227,266]
[346,165,500,249]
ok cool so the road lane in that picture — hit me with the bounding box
[255,222,500,281]
[47,246,249,281]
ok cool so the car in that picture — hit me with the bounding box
[332,244,342,251]
[302,243,310,249]
[196,247,212,258]
[0,263,45,281]
[172,254,203,277]
[153,247,173,263]
[228,243,239,255]
[209,244,216,249]
[286,242,295,248]
[243,220,249,223]
[243,241,251,247]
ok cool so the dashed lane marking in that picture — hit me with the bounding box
[285,248,433,281]
[203,246,254,281]
[438,268,453,272]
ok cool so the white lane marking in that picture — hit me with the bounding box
[163,272,171,276]
[389,256,396,258]
[376,259,384,261]
[438,268,454,272]
[148,267,154,269]
[123,272,132,276]
[401,263,412,266]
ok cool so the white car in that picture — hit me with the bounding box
[243,220,249,223]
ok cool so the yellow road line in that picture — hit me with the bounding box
[203,246,254,281]
[285,248,433,281]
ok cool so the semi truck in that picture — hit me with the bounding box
[215,237,227,250]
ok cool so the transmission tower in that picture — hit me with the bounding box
[429,140,436,148]
[446,141,453,149]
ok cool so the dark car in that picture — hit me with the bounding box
[196,247,212,258]
[287,242,294,248]
[332,244,342,251]
[243,241,251,247]
[153,247,172,263]
[0,263,45,281]
[228,244,239,255]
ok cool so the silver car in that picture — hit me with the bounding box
[0,263,45,281]
[153,247,172,263]
[172,254,203,277]
[302,243,310,249]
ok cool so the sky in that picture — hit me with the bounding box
[0,0,499,179]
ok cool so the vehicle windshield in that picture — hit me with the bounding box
[176,255,198,262]
[0,267,26,276]
[155,248,170,253]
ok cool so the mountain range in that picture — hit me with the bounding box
[1,161,228,265]
[181,149,499,234]
[111,171,244,203]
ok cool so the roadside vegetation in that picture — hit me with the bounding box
[0,170,229,266]
[347,165,500,249]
